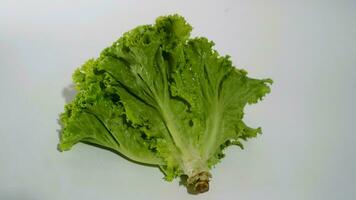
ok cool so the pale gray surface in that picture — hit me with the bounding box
[1,0,355,200]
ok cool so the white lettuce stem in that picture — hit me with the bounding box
[202,102,222,159]
[183,157,211,193]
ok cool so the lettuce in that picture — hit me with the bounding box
[59,14,272,193]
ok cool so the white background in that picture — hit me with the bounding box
[1,0,355,199]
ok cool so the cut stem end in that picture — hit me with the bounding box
[187,171,212,194]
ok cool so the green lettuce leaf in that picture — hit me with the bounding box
[59,14,272,193]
